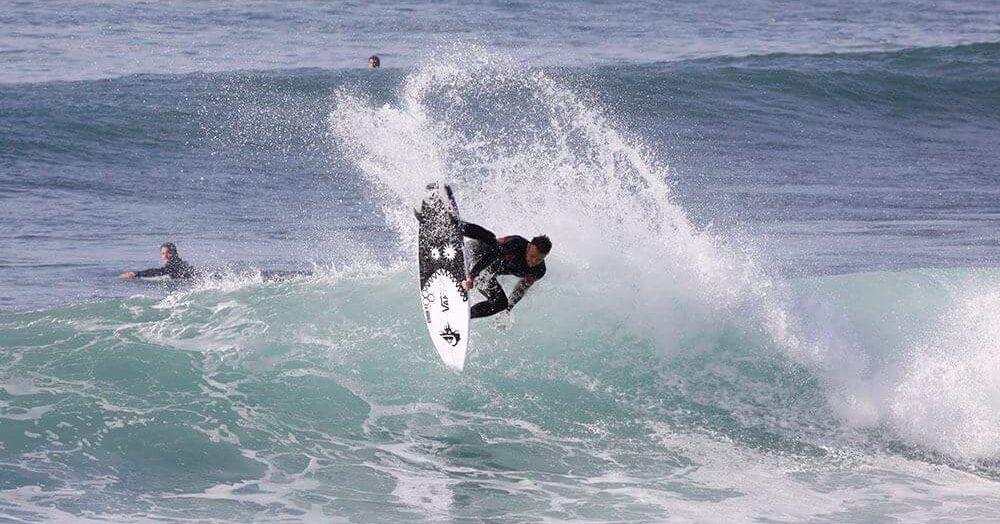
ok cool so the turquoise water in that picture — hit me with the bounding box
[3,1,1000,521]
[4,267,1000,521]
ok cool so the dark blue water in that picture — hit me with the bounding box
[4,0,998,83]
[4,43,998,308]
[2,1,1000,522]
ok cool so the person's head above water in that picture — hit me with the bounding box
[368,55,380,69]
[526,235,551,267]
[160,242,180,264]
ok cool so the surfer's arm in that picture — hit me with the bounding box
[506,276,536,311]
[133,267,168,278]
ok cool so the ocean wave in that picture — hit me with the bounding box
[2,42,999,521]
[2,262,999,520]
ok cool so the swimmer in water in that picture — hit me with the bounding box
[119,242,196,280]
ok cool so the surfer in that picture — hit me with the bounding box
[119,242,196,280]
[368,55,380,69]
[460,222,551,318]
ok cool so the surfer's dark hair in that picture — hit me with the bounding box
[530,235,552,255]
[368,55,380,67]
[161,242,179,259]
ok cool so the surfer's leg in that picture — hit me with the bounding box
[471,277,508,318]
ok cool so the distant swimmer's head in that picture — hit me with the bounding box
[160,242,180,264]
[368,55,380,69]
[526,235,551,267]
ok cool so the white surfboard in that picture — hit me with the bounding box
[416,183,470,371]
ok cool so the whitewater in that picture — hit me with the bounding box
[3,2,1000,522]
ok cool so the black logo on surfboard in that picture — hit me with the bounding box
[440,325,461,347]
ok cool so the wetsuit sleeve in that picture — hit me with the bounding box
[507,264,544,312]
[506,278,535,311]
[134,267,168,278]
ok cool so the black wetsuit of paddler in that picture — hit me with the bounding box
[463,222,546,319]
[134,257,196,279]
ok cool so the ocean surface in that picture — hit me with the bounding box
[2,1,1000,522]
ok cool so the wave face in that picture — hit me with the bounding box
[3,267,1000,522]
[327,44,1000,460]
[2,39,1000,520]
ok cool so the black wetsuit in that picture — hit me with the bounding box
[463,222,546,318]
[134,258,196,279]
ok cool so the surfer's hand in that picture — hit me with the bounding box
[493,311,512,332]
[120,272,136,280]
[461,278,474,290]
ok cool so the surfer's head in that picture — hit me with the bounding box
[160,242,179,264]
[368,55,380,69]
[526,235,551,267]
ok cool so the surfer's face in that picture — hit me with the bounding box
[161,247,171,264]
[526,244,546,267]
